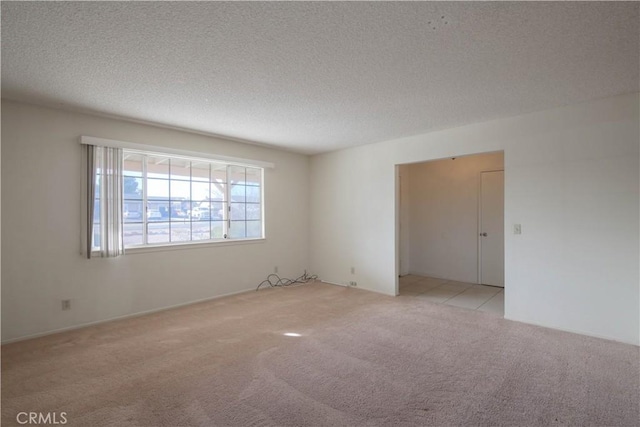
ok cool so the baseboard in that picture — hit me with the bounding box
[320,280,347,287]
[321,280,396,297]
[1,287,256,345]
[503,315,639,347]
[405,270,479,284]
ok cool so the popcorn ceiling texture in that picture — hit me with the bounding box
[1,2,638,154]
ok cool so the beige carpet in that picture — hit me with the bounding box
[2,282,638,426]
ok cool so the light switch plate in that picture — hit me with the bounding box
[513,224,522,235]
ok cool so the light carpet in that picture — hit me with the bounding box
[2,282,638,426]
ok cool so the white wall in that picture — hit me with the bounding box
[310,92,639,345]
[404,152,504,283]
[398,164,410,276]
[1,100,310,342]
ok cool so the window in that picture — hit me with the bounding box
[91,150,264,250]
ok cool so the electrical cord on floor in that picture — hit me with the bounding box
[256,271,318,291]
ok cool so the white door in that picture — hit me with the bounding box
[479,171,504,287]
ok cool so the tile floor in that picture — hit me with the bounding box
[399,274,504,316]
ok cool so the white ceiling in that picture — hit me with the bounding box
[2,2,638,154]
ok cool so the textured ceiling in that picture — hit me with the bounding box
[2,2,638,154]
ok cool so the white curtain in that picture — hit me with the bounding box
[86,145,125,258]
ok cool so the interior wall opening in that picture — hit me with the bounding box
[396,151,505,316]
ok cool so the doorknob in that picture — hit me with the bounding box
[480,232,487,237]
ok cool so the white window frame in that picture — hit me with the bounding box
[81,136,270,254]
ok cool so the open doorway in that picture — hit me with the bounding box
[397,151,504,315]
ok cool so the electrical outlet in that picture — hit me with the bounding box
[349,281,357,287]
[274,266,278,274]
[350,267,355,275]
[61,299,71,311]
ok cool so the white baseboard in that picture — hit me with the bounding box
[405,270,479,284]
[321,280,396,297]
[503,316,639,347]
[320,280,347,287]
[1,287,256,345]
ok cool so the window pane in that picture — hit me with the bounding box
[229,220,246,239]
[229,166,246,184]
[211,164,227,183]
[171,180,190,199]
[123,222,143,246]
[95,175,101,198]
[170,158,191,181]
[160,205,171,220]
[191,181,209,202]
[211,221,225,239]
[185,201,195,220]
[147,178,169,198]
[147,201,169,220]
[246,167,261,186]
[147,155,169,178]
[191,162,210,182]
[124,200,144,222]
[246,203,261,220]
[210,182,226,201]
[147,221,170,244]
[247,221,262,238]
[180,200,193,217]
[93,199,101,223]
[189,200,211,220]
[246,186,260,203]
[170,201,189,220]
[124,177,143,199]
[230,184,246,202]
[210,201,225,220]
[230,202,246,220]
[92,224,101,248]
[123,154,143,177]
[192,221,210,241]
[170,221,191,242]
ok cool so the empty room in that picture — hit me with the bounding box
[2,2,639,426]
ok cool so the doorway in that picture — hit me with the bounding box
[396,151,505,314]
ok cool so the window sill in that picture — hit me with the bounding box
[91,238,266,257]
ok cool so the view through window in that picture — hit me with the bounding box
[93,151,263,249]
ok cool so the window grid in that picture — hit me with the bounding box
[117,152,262,249]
